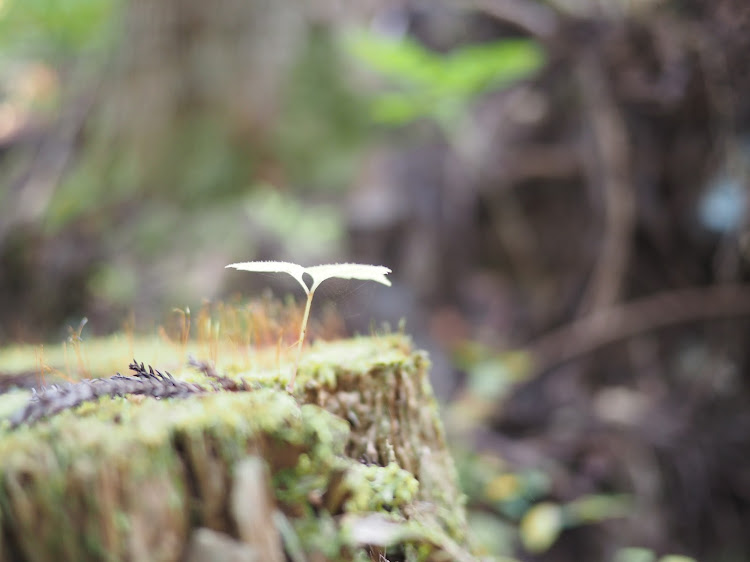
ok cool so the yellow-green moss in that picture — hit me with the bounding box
[0,334,470,561]
[343,462,419,512]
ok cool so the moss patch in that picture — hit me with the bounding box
[0,334,471,561]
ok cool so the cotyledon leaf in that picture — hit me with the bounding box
[225,261,392,390]
[226,261,391,294]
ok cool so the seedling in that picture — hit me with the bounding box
[225,261,392,391]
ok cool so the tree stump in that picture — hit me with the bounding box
[0,335,470,561]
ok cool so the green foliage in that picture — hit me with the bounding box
[0,0,119,59]
[456,449,637,556]
[275,27,369,191]
[346,30,545,126]
[614,547,697,562]
[245,187,344,258]
[519,502,563,554]
[520,494,632,553]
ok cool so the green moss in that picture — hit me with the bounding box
[299,404,350,456]
[0,390,307,560]
[290,512,347,560]
[343,462,419,512]
[0,333,470,561]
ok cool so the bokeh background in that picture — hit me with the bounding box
[2,0,750,560]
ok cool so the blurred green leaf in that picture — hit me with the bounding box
[0,0,118,58]
[467,352,532,400]
[346,32,443,88]
[467,511,518,558]
[615,547,657,562]
[615,549,696,562]
[520,502,563,553]
[485,473,522,502]
[368,91,427,125]
[439,40,547,95]
[468,357,514,399]
[346,29,545,125]
[564,494,632,524]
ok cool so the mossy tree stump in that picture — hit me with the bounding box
[0,335,470,561]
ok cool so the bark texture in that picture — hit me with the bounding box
[0,335,469,561]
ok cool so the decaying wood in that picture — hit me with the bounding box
[230,457,283,562]
[0,335,469,561]
[301,350,467,540]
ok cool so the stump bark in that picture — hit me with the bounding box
[0,335,470,561]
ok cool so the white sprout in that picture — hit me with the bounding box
[226,261,392,390]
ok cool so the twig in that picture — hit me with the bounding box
[187,355,250,392]
[8,360,205,428]
[458,0,559,39]
[576,53,636,312]
[526,284,750,375]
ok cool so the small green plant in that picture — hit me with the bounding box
[225,261,391,390]
[346,30,545,127]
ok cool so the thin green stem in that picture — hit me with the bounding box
[288,289,314,392]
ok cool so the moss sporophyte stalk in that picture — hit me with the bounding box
[225,262,392,391]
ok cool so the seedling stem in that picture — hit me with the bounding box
[289,288,315,391]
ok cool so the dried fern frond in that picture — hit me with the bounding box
[8,361,206,428]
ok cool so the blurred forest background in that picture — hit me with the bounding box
[2,0,750,560]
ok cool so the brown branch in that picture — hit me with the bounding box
[457,0,559,39]
[526,284,750,375]
[576,54,636,312]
